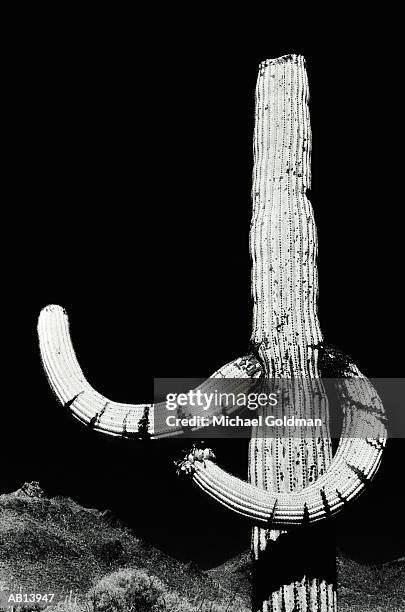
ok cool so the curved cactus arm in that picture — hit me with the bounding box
[38,304,263,439]
[187,365,387,527]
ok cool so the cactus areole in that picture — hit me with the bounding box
[38,55,386,611]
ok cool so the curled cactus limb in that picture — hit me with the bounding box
[38,304,262,439]
[189,360,386,526]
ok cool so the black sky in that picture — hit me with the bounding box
[5,30,404,568]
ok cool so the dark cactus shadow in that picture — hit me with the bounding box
[252,523,337,610]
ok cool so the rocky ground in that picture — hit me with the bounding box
[0,483,403,611]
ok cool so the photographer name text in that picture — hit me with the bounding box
[166,414,323,428]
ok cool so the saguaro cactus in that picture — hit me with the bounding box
[37,55,386,611]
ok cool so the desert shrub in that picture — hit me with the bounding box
[86,567,250,612]
[87,568,167,611]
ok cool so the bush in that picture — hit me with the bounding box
[87,568,167,611]
[86,568,249,612]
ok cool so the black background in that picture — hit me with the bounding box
[6,27,404,568]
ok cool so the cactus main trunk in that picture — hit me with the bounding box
[249,55,337,611]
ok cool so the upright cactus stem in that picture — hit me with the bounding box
[249,53,334,611]
[37,54,386,612]
[250,54,321,376]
